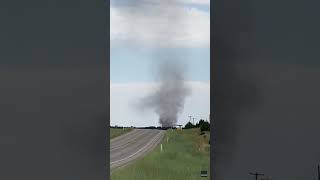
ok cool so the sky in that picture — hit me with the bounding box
[110,0,210,127]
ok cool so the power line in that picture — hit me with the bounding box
[249,172,264,180]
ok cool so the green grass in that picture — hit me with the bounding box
[110,127,133,139]
[111,128,210,180]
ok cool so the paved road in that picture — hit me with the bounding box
[110,129,165,171]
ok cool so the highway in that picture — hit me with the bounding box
[110,129,165,171]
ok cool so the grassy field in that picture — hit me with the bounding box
[110,128,210,180]
[110,127,133,139]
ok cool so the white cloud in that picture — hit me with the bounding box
[110,81,210,127]
[110,2,210,48]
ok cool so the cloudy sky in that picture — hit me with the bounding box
[110,0,210,127]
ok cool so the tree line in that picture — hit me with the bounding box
[184,119,210,131]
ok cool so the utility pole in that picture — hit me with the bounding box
[249,172,264,180]
[318,164,320,180]
[192,117,195,125]
[188,115,192,123]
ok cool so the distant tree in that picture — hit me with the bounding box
[184,122,195,129]
[199,119,205,127]
[200,121,210,131]
[196,119,205,128]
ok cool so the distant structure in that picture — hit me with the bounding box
[176,124,183,131]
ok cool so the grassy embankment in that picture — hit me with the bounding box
[111,128,210,180]
[110,127,133,139]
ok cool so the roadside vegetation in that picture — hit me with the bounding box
[110,126,133,139]
[110,127,210,180]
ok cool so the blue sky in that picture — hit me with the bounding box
[111,47,210,83]
[110,0,210,127]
